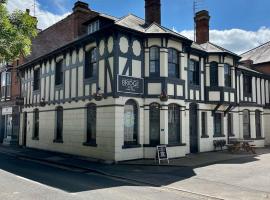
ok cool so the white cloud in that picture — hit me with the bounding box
[179,27,270,55]
[6,0,70,30]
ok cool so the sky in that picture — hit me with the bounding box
[6,0,270,55]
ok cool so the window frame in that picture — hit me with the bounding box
[243,109,251,139]
[224,64,232,87]
[255,110,262,138]
[84,103,97,146]
[55,59,64,86]
[33,68,40,91]
[149,103,160,145]
[85,47,98,79]
[149,46,160,77]
[168,103,181,145]
[210,62,218,86]
[213,112,224,137]
[201,112,208,138]
[32,109,39,140]
[168,48,179,78]
[54,106,63,143]
[243,75,252,97]
[227,113,234,137]
[1,71,11,99]
[189,59,200,85]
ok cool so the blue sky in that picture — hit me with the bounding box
[39,0,270,32]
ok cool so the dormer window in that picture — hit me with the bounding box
[88,20,100,34]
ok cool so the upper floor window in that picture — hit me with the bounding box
[189,59,200,85]
[243,75,252,96]
[55,60,63,86]
[33,68,40,91]
[85,48,97,79]
[1,72,11,99]
[224,64,232,87]
[168,48,179,78]
[210,62,218,86]
[88,20,100,34]
[149,46,160,76]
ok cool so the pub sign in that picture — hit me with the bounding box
[117,75,144,94]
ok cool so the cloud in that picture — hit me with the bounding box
[179,27,270,55]
[6,0,70,30]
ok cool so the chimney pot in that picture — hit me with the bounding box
[145,0,161,25]
[195,10,210,44]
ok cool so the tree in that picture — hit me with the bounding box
[0,0,37,62]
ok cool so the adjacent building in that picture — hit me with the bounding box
[17,0,270,162]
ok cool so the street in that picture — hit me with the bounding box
[0,152,211,200]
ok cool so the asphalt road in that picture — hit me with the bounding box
[0,152,212,200]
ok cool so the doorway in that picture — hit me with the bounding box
[189,103,199,153]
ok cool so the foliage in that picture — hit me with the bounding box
[0,0,37,62]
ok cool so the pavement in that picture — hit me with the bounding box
[0,145,270,200]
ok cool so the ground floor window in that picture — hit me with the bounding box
[227,113,234,136]
[255,110,261,138]
[124,100,138,146]
[149,103,160,145]
[214,113,223,137]
[243,110,250,138]
[168,104,181,144]
[86,104,96,144]
[33,109,39,139]
[55,106,63,142]
[201,112,208,137]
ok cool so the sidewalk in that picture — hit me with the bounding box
[1,145,270,200]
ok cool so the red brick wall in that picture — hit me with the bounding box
[252,63,270,75]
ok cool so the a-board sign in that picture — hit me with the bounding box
[156,145,169,164]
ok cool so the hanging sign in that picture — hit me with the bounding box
[117,75,144,94]
[2,107,12,115]
[156,145,169,164]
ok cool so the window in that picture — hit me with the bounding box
[243,75,252,96]
[201,112,208,137]
[168,48,179,78]
[189,60,200,85]
[88,20,100,34]
[55,107,63,142]
[243,110,250,138]
[168,104,181,144]
[149,46,160,76]
[1,72,11,98]
[86,104,97,144]
[227,113,234,136]
[55,60,63,85]
[210,62,218,86]
[224,64,232,87]
[124,100,138,146]
[149,103,160,145]
[255,110,261,138]
[85,48,97,79]
[214,113,223,137]
[33,109,39,139]
[33,68,40,91]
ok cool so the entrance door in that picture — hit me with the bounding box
[22,112,27,147]
[189,103,198,153]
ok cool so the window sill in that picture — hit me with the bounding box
[167,143,186,147]
[213,135,225,138]
[122,144,141,149]
[201,135,209,138]
[83,141,97,147]
[32,137,39,140]
[143,144,160,147]
[53,139,63,143]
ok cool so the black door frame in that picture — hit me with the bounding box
[189,103,199,153]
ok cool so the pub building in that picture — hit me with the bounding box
[18,0,270,162]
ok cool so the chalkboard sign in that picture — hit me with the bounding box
[156,145,169,164]
[118,75,144,94]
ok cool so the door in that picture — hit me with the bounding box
[189,103,198,153]
[22,112,27,146]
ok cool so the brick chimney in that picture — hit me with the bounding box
[73,1,90,12]
[195,10,210,44]
[145,0,161,25]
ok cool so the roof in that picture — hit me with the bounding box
[240,41,270,65]
[238,65,262,74]
[200,42,240,58]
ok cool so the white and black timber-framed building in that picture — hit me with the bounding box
[17,0,270,162]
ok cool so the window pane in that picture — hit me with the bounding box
[87,104,96,143]
[56,107,63,141]
[243,110,250,138]
[168,104,180,144]
[124,100,138,145]
[150,103,160,145]
[210,62,218,86]
[214,113,222,136]
[201,112,207,137]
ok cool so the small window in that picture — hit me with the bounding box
[224,64,232,87]
[85,48,98,79]
[149,46,160,76]
[55,60,63,86]
[168,104,181,144]
[88,20,100,34]
[168,48,179,78]
[243,75,252,96]
[210,62,218,86]
[33,109,39,139]
[124,100,138,146]
[33,68,40,91]
[214,113,223,137]
[86,104,97,144]
[255,110,261,138]
[227,113,234,136]
[201,112,208,137]
[55,107,63,142]
[1,72,11,98]
[243,110,250,138]
[189,60,200,85]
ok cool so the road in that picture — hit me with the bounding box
[0,152,213,200]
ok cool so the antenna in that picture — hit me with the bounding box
[193,0,204,41]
